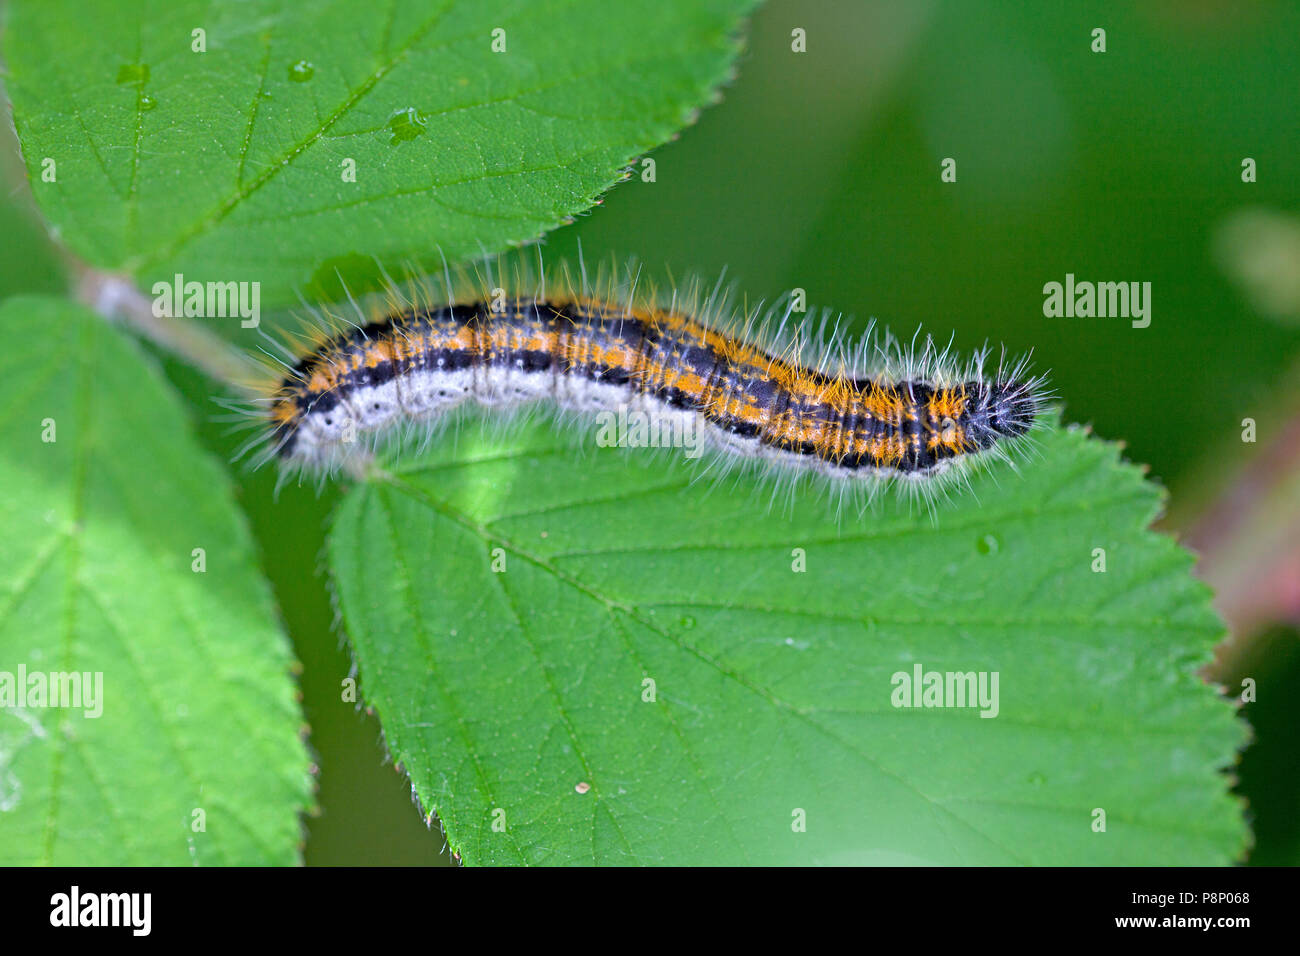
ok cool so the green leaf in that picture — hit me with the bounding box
[0,295,311,864]
[3,0,756,306]
[329,419,1248,865]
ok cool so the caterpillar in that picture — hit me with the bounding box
[241,256,1049,503]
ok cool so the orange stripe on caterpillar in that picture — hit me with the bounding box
[234,258,1050,501]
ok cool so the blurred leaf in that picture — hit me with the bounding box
[0,115,64,299]
[329,418,1247,864]
[0,296,311,864]
[1214,208,1300,326]
[3,0,755,306]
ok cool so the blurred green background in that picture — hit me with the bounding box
[3,0,1297,864]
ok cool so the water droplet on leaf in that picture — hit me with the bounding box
[387,106,428,144]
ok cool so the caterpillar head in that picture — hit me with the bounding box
[963,380,1040,448]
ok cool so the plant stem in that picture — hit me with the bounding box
[1183,375,1300,680]
[74,266,257,396]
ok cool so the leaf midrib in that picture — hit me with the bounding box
[128,3,455,274]
[380,470,1034,865]
[40,315,94,865]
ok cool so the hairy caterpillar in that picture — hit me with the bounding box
[239,256,1049,504]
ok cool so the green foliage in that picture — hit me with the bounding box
[329,419,1247,864]
[0,0,1255,866]
[0,297,311,864]
[3,0,756,306]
